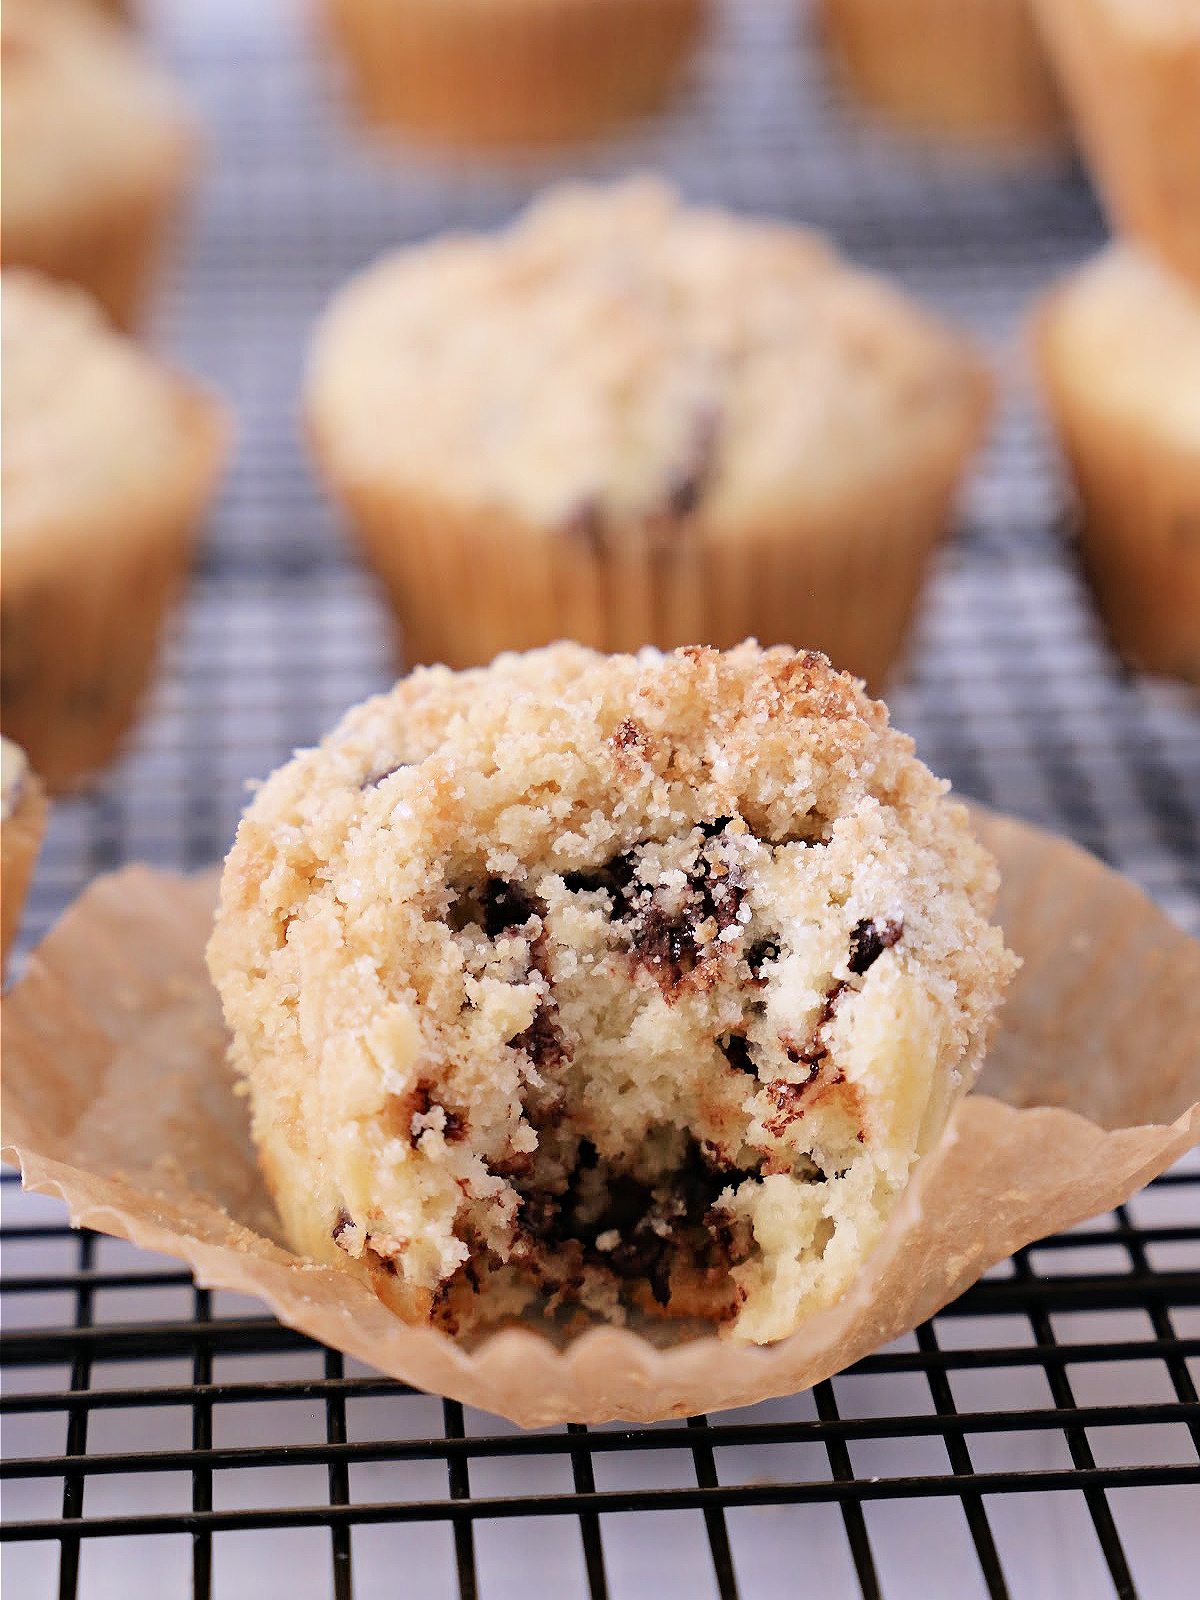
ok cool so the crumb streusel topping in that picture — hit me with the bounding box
[2,270,219,542]
[208,644,1016,1343]
[306,179,988,539]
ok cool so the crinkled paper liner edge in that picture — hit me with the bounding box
[2,812,1198,1427]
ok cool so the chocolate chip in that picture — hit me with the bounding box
[664,406,721,519]
[637,900,695,976]
[746,939,780,978]
[502,1136,760,1316]
[406,1081,433,1133]
[705,869,744,934]
[508,998,567,1072]
[848,917,904,975]
[361,761,409,790]
[604,1226,670,1303]
[781,978,848,1065]
[363,1237,398,1275]
[761,1072,818,1137]
[564,494,605,551]
[517,1191,561,1242]
[331,1208,354,1245]
[623,829,748,993]
[703,1206,755,1267]
[698,817,733,839]
[717,1032,757,1075]
[441,1107,466,1143]
[481,878,539,938]
[564,852,638,920]
[405,1079,466,1145]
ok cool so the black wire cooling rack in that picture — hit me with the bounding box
[2,3,1198,1597]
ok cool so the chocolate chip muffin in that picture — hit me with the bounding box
[208,643,1016,1344]
[305,179,991,689]
[1,0,195,328]
[1034,0,1200,288]
[1036,245,1200,684]
[1,737,47,975]
[320,0,708,149]
[819,0,1068,151]
[1,271,228,788]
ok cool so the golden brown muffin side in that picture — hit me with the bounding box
[321,0,707,148]
[1,273,229,786]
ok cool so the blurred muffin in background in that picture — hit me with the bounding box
[818,0,1068,152]
[1035,245,1200,685]
[1,0,196,329]
[305,179,990,688]
[1,273,229,789]
[319,0,709,148]
[1033,0,1200,288]
[1,737,47,976]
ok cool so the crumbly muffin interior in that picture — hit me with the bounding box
[209,644,1015,1343]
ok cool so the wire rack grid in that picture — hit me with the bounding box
[2,2,1199,1598]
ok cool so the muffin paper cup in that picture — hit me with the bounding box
[819,0,1068,151]
[313,391,988,691]
[1033,0,1200,288]
[321,0,707,150]
[0,389,228,790]
[2,807,1197,1426]
[7,179,189,333]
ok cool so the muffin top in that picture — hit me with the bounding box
[1,271,227,547]
[210,642,1014,1342]
[306,180,989,535]
[1041,245,1200,449]
[1,0,193,237]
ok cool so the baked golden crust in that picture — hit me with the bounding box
[209,643,1016,1343]
[306,179,990,684]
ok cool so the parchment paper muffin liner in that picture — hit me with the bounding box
[314,427,985,691]
[320,0,707,150]
[10,179,192,334]
[1033,0,1200,289]
[3,809,1197,1426]
[818,0,1068,152]
[1,388,228,790]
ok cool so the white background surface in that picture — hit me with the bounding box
[2,1,1198,1595]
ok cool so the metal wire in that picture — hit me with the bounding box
[3,1,1198,1595]
[4,1162,1198,1596]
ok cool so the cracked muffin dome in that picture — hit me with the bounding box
[305,178,990,687]
[207,644,1016,1344]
